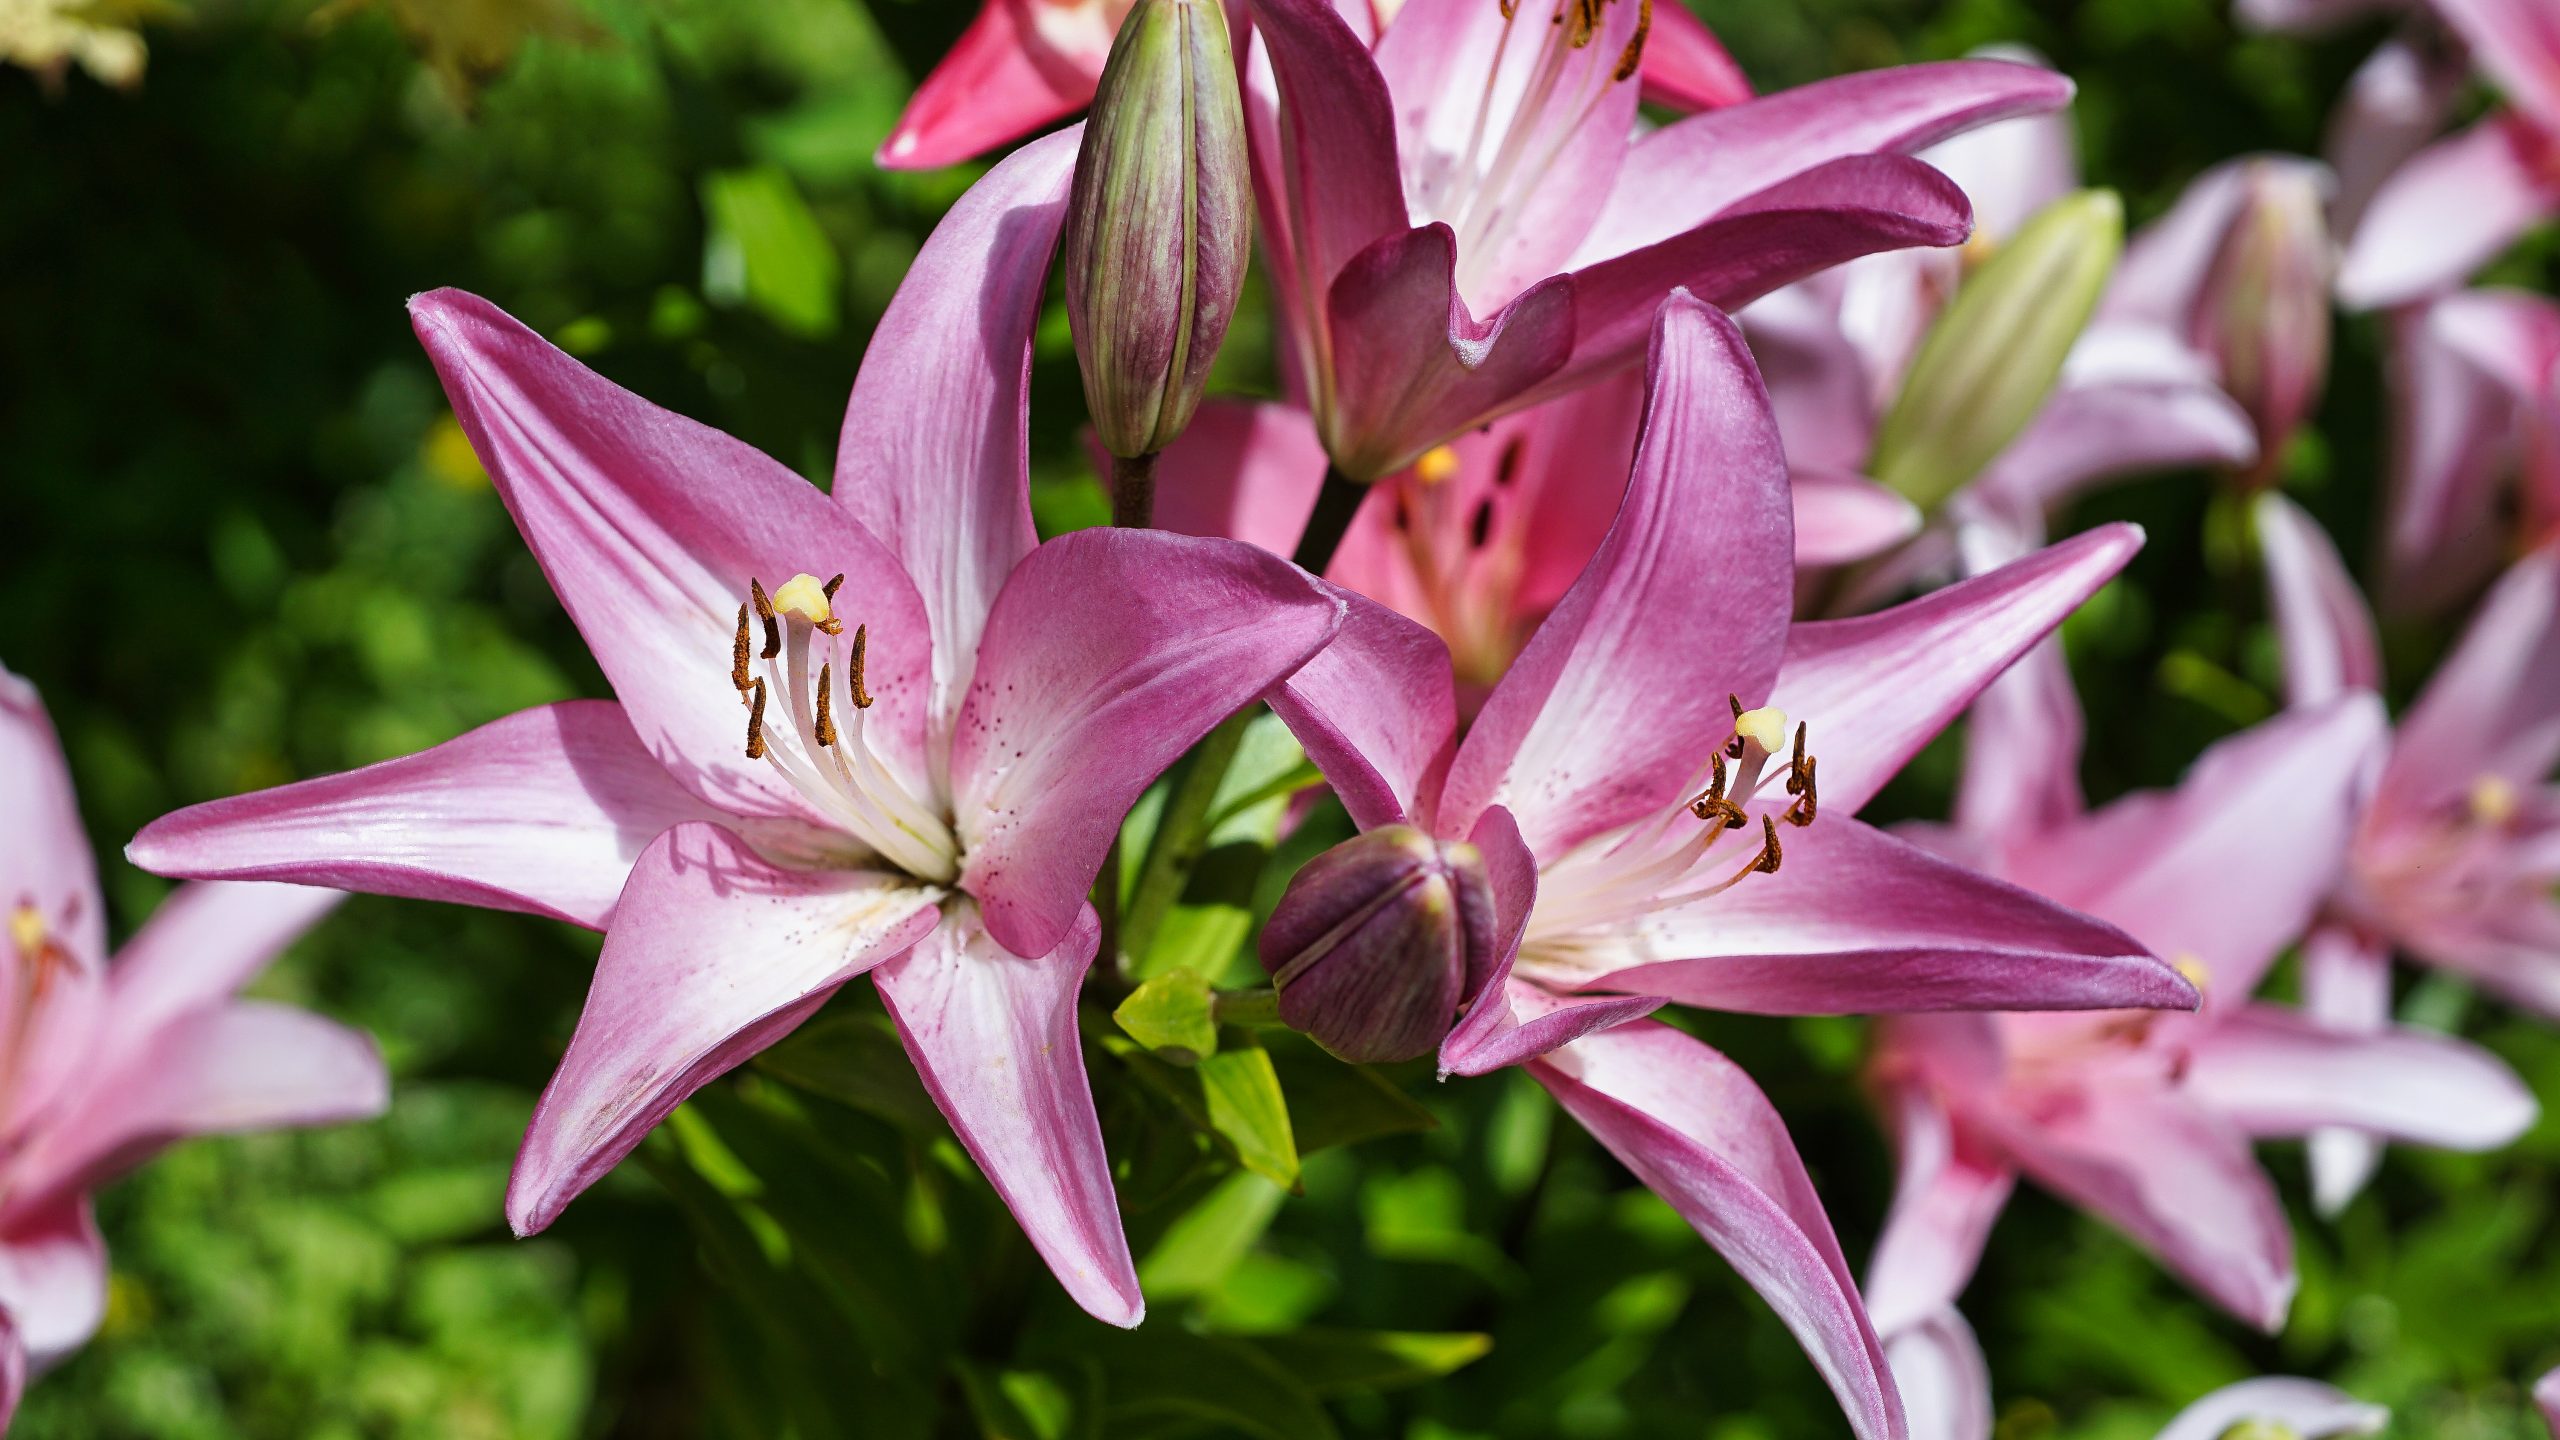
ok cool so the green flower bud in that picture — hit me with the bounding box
[1063,0,1251,462]
[1871,189,2125,512]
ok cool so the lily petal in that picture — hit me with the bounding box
[1794,468,1925,568]
[1867,1084,2015,1335]
[1442,295,1792,858]
[0,666,103,967]
[2337,115,2559,312]
[410,290,936,817]
[2185,1003,2537,1148]
[2154,1378,2387,1440]
[838,129,1075,753]
[875,901,1142,1327]
[1244,0,1409,340]
[1145,400,1329,556]
[1638,3,1753,113]
[1950,501,2086,844]
[1885,1310,1994,1440]
[2325,38,2469,235]
[2384,543,2560,815]
[93,881,340,1064]
[1268,587,1459,832]
[1770,524,2143,817]
[877,0,1103,171]
[16,1000,388,1210]
[0,1198,104,1367]
[2299,924,2392,1214]
[1320,224,1575,479]
[2429,0,2560,136]
[1534,1021,1908,1440]
[129,702,719,931]
[1585,60,2072,263]
[1971,325,2259,511]
[2381,293,2537,616]
[2006,697,2386,1000]
[1978,1089,2294,1330]
[507,823,940,1236]
[1536,155,1973,408]
[954,527,1343,960]
[1583,815,2192,1015]
[2257,493,2384,708]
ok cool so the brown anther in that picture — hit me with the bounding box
[1688,752,1748,829]
[1563,0,1606,45]
[1500,0,1516,17]
[815,662,837,747]
[849,624,875,709]
[731,604,753,693]
[1751,814,1783,873]
[822,573,845,600]
[1725,693,1747,760]
[750,579,781,659]
[1784,754,1819,828]
[1613,0,1651,79]
[745,677,769,759]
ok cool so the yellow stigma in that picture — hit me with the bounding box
[8,906,44,959]
[770,574,835,628]
[2172,953,2211,997]
[1734,706,1789,754]
[1414,445,1461,486]
[2469,773,2519,827]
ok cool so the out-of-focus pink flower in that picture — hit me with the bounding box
[1241,0,2067,478]
[2261,493,2560,1207]
[0,667,385,1413]
[2368,289,2560,615]
[126,132,1347,1332]
[2336,0,2560,309]
[1267,292,2198,1440]
[2537,1364,2560,1435]
[1145,376,1920,699]
[1743,71,2257,573]
[878,0,1755,171]
[1864,507,2531,1398]
[2154,1378,2388,1440]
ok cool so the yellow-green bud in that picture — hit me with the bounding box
[1063,0,1251,461]
[1871,189,2125,512]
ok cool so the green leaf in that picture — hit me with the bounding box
[1250,1330,1494,1395]
[753,1012,945,1134]
[1115,968,1220,1063]
[1075,1328,1340,1440]
[1139,1171,1286,1298]
[1268,1038,1437,1153]
[700,164,842,338]
[956,1362,1080,1440]
[1199,1043,1300,1189]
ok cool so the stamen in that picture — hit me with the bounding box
[1784,754,1819,828]
[750,579,781,659]
[815,662,837,747]
[731,604,753,693]
[822,573,845,601]
[1750,814,1783,873]
[1415,445,1461,485]
[1726,694,1746,760]
[6,906,42,961]
[850,624,874,709]
[745,677,768,759]
[1613,0,1650,79]
[1688,753,1748,830]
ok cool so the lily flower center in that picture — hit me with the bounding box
[0,902,71,1136]
[1428,0,1651,306]
[729,573,960,883]
[1522,697,1820,950]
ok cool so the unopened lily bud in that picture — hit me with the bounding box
[1063,0,1251,461]
[1872,189,2124,512]
[2195,160,2332,485]
[1259,826,1497,1065]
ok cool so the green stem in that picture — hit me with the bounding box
[1121,710,1253,968]
[1291,464,1365,576]
[1211,987,1281,1027]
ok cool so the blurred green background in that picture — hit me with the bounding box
[7,0,2560,1435]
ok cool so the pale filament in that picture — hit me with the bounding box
[1447,0,1641,300]
[738,583,960,883]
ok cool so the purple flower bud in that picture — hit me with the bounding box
[1062,0,1251,461]
[1259,826,1498,1065]
[2194,159,2333,485]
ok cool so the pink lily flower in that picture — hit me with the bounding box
[2259,492,2560,1209]
[2539,1363,2560,1435]
[878,0,1754,172]
[2366,288,2560,615]
[1142,378,1920,701]
[1864,517,2531,1379]
[2336,0,2560,309]
[0,666,386,1418]
[1240,0,2070,478]
[1265,291,2199,1440]
[125,131,1346,1329]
